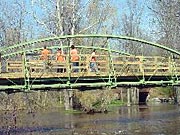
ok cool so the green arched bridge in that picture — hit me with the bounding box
[0,34,180,92]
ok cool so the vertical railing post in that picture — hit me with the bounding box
[67,39,71,86]
[170,55,178,84]
[22,49,30,92]
[154,56,158,73]
[107,38,116,87]
[86,55,90,75]
[168,56,172,76]
[79,49,82,74]
[0,53,1,73]
[139,56,145,83]
[6,62,8,72]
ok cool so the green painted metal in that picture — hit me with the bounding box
[0,80,179,91]
[67,43,71,86]
[22,50,30,92]
[107,38,116,86]
[1,34,180,56]
[1,45,130,58]
[1,34,180,91]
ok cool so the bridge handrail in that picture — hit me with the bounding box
[5,55,179,78]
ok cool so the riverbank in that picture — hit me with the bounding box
[0,89,125,113]
[0,86,176,113]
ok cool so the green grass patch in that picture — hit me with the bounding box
[108,99,125,107]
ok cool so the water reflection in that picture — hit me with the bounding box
[0,104,180,135]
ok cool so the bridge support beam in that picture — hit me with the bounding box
[127,87,139,106]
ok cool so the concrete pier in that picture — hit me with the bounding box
[64,89,74,110]
[127,87,139,106]
[173,86,180,104]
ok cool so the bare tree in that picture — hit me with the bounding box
[118,0,145,55]
[31,0,82,47]
[79,0,117,47]
[0,19,6,47]
[0,0,28,46]
[148,0,180,52]
[30,0,117,46]
[31,1,80,34]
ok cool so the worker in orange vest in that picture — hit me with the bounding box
[56,48,66,73]
[70,45,79,72]
[40,46,51,71]
[40,46,51,60]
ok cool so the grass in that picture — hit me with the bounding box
[108,99,125,107]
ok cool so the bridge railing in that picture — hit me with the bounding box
[5,54,110,77]
[113,56,174,77]
[6,61,23,72]
[4,54,180,78]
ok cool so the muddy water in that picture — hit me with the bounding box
[0,103,180,135]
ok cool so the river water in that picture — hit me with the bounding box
[0,103,180,135]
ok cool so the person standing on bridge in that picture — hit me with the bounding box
[40,46,51,71]
[90,49,98,73]
[70,45,79,72]
[56,48,66,73]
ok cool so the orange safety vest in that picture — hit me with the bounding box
[41,49,50,60]
[70,49,79,62]
[56,51,65,62]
